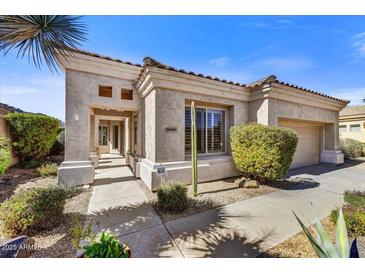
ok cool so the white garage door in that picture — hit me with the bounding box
[279,121,320,169]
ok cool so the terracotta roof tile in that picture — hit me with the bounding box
[70,49,142,67]
[340,105,365,116]
[0,103,25,113]
[71,50,350,103]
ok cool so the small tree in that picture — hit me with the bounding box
[6,113,60,161]
[230,123,298,181]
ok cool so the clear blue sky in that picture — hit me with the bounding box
[1,16,364,121]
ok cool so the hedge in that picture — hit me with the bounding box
[339,138,364,159]
[230,123,298,181]
[0,135,12,174]
[6,113,60,160]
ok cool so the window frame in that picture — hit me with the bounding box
[99,85,113,98]
[184,105,227,156]
[339,125,347,133]
[350,124,361,133]
[121,88,133,100]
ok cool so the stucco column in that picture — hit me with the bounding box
[124,117,130,154]
[320,122,344,165]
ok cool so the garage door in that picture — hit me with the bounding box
[279,121,320,169]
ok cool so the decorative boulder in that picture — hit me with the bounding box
[244,180,259,188]
[0,236,35,258]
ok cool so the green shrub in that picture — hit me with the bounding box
[230,123,298,181]
[0,186,69,237]
[19,159,45,169]
[84,231,130,258]
[344,190,365,208]
[0,135,12,174]
[6,112,60,161]
[37,163,58,177]
[157,182,188,212]
[340,138,364,159]
[330,205,365,238]
[51,128,65,155]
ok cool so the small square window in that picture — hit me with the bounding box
[339,125,347,133]
[350,124,361,132]
[121,89,133,100]
[99,86,112,97]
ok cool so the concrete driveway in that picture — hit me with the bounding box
[87,158,365,258]
[162,159,365,258]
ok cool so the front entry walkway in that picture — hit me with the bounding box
[87,158,365,258]
[87,154,183,257]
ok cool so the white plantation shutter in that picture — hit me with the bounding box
[185,107,225,155]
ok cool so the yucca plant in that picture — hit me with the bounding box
[293,205,360,258]
[0,15,87,72]
[191,101,198,197]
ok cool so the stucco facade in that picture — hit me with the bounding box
[339,106,365,153]
[57,50,349,190]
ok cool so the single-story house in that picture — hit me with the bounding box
[57,50,349,190]
[339,105,365,152]
[0,103,25,166]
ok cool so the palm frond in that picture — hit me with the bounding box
[0,15,87,72]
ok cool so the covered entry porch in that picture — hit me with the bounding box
[89,106,141,157]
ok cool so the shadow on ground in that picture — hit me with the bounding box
[155,206,275,258]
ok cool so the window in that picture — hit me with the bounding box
[339,125,347,133]
[99,86,112,97]
[185,107,225,155]
[98,125,108,146]
[350,124,361,133]
[121,89,133,100]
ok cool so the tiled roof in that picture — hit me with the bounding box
[340,105,365,116]
[142,57,246,87]
[72,50,349,103]
[70,49,142,67]
[0,103,25,113]
[249,75,349,103]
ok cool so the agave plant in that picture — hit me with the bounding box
[0,15,87,72]
[293,205,360,258]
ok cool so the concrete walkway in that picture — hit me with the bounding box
[87,154,183,258]
[87,157,365,257]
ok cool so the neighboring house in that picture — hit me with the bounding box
[57,50,349,190]
[339,105,365,151]
[0,103,24,166]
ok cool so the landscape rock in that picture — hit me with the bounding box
[234,177,247,188]
[244,179,259,188]
[0,236,36,258]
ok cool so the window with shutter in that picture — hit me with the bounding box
[185,106,225,155]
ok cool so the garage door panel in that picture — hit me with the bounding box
[279,122,320,169]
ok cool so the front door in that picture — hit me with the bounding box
[111,124,120,154]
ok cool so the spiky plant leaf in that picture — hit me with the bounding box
[293,211,328,258]
[336,207,350,257]
[0,15,87,72]
[350,238,360,258]
[311,205,339,257]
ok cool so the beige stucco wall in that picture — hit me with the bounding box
[151,88,249,162]
[339,119,365,143]
[65,70,140,161]
[0,114,19,166]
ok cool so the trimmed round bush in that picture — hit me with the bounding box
[0,135,12,174]
[340,138,364,159]
[0,186,69,237]
[6,112,60,161]
[157,182,188,212]
[230,123,298,181]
